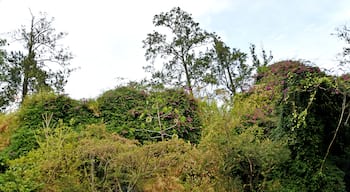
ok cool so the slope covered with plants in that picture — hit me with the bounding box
[0,60,350,191]
[1,6,350,192]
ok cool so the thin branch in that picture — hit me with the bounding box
[247,156,254,191]
[344,110,350,125]
[320,94,347,172]
[134,129,160,133]
[163,124,177,131]
[33,28,52,41]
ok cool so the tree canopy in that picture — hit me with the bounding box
[0,11,73,110]
[143,7,213,96]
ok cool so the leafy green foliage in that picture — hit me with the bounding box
[97,86,147,138]
[0,39,19,111]
[250,44,273,71]
[199,96,290,191]
[258,60,349,191]
[210,37,252,95]
[143,7,213,95]
[97,85,201,143]
[0,123,206,191]
[1,92,99,161]
[149,88,201,142]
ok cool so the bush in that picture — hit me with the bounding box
[0,123,207,191]
[97,86,147,139]
[0,113,18,151]
[259,60,348,191]
[1,92,99,160]
[97,86,201,143]
[199,97,290,191]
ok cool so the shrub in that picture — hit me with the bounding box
[0,123,207,191]
[199,96,290,191]
[259,60,348,191]
[97,86,147,139]
[97,86,201,143]
[1,92,99,160]
[0,113,18,152]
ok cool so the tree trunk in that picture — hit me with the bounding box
[183,63,193,96]
[181,53,193,96]
[21,15,35,103]
[21,69,29,102]
[226,66,235,95]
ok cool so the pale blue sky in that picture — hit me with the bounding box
[0,0,350,99]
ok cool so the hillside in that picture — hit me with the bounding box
[0,60,349,191]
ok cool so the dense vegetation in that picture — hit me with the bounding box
[1,7,350,192]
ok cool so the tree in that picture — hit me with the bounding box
[0,39,9,109]
[211,37,251,95]
[250,43,273,73]
[142,7,213,96]
[334,25,350,72]
[0,39,20,110]
[2,11,73,107]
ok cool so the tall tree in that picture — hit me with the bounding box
[142,7,213,96]
[3,11,73,105]
[211,37,251,95]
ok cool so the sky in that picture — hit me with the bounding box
[0,0,350,99]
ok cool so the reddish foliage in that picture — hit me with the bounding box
[259,60,322,81]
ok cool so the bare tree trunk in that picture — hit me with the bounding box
[21,14,35,102]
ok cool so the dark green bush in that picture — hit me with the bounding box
[97,86,201,143]
[1,92,99,160]
[97,86,147,139]
[146,88,201,143]
[264,61,349,191]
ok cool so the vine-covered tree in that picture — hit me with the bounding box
[3,11,73,106]
[142,7,213,96]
